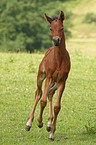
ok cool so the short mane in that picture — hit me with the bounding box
[51,15,59,21]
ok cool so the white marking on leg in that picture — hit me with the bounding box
[47,122,52,127]
[26,119,32,127]
[49,133,54,140]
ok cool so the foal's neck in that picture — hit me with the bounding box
[54,32,66,71]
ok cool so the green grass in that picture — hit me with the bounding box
[0,51,96,145]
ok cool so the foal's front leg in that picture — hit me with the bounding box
[46,86,56,132]
[47,96,53,132]
[37,77,51,128]
[25,88,42,131]
[25,71,45,131]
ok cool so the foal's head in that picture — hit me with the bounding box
[44,11,65,46]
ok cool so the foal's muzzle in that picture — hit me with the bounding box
[53,38,61,46]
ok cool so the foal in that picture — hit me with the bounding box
[25,11,71,141]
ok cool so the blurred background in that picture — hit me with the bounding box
[0,0,96,54]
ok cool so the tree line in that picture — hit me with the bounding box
[0,0,72,52]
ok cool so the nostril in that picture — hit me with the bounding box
[57,38,60,42]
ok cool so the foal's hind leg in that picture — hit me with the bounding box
[25,71,45,131]
[49,83,65,140]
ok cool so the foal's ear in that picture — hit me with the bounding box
[44,13,52,24]
[59,11,65,22]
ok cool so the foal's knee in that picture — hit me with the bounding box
[54,105,61,114]
[35,89,42,100]
[40,99,47,109]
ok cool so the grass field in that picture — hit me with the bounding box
[0,50,96,144]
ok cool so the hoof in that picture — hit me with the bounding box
[47,123,52,132]
[48,138,54,141]
[46,126,51,132]
[37,121,43,128]
[25,125,31,131]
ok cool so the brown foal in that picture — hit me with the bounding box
[25,11,71,141]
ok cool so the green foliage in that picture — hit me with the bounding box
[84,13,96,24]
[0,0,72,52]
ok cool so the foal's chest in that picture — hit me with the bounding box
[52,63,68,83]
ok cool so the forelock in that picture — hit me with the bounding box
[51,15,59,21]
